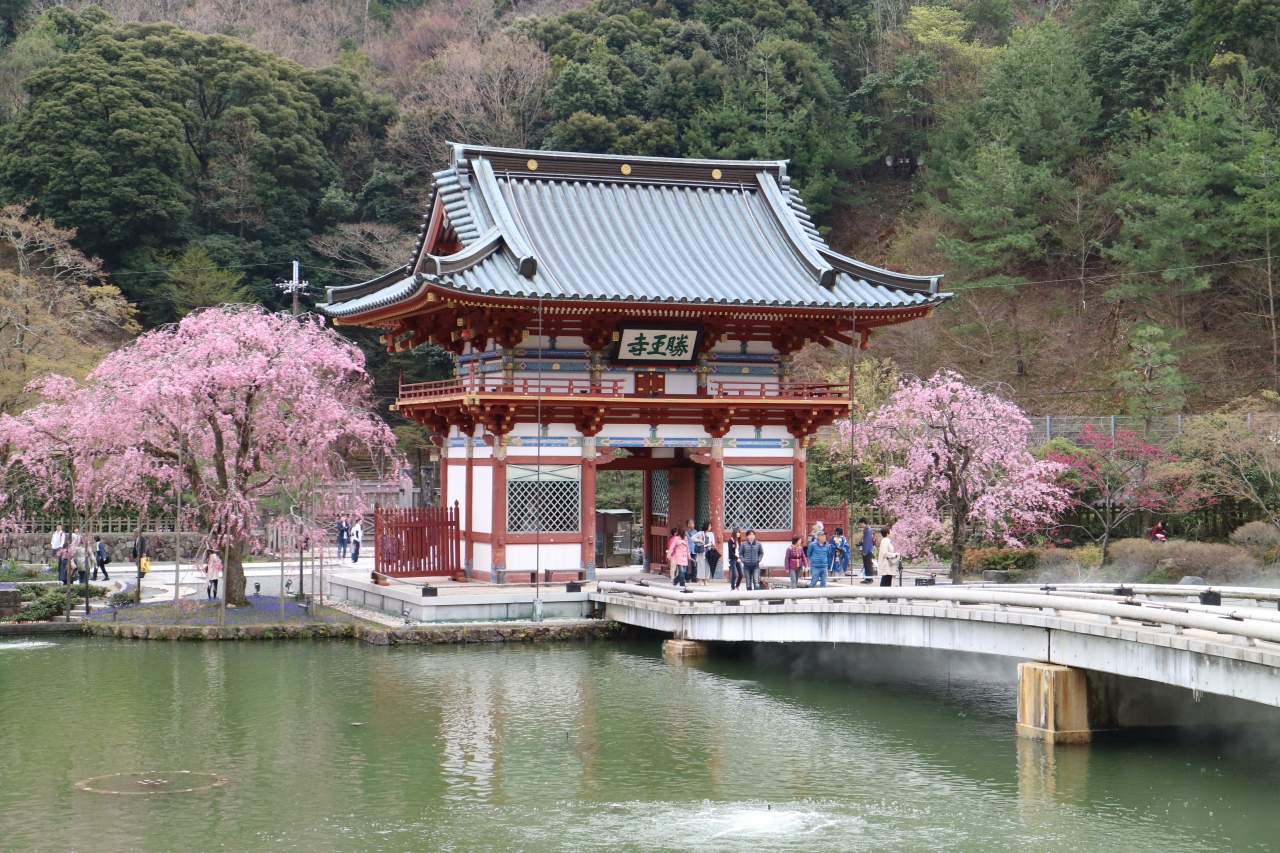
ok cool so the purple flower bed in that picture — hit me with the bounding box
[89,597,354,626]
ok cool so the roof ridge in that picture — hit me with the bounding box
[755,173,836,289]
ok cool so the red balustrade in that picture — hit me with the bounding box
[398,377,848,403]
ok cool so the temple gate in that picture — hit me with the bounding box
[323,145,950,581]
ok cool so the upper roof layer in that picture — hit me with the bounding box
[321,144,950,319]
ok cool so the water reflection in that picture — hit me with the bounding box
[4,639,1280,851]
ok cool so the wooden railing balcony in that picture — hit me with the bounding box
[398,376,849,403]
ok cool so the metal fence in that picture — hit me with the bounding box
[1024,413,1280,446]
[820,414,1280,449]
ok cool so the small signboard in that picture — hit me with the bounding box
[612,323,703,365]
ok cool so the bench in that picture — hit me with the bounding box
[492,566,589,584]
[542,567,588,584]
[493,566,536,584]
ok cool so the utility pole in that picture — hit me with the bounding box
[276,260,309,316]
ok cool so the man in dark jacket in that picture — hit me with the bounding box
[859,518,876,584]
[336,517,350,560]
[739,530,764,590]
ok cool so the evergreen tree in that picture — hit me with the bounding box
[1084,0,1190,138]
[1105,76,1250,328]
[1118,322,1188,437]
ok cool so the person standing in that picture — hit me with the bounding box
[667,528,690,588]
[702,522,720,580]
[858,518,876,584]
[876,526,898,585]
[739,530,763,590]
[692,523,709,585]
[831,527,851,577]
[204,549,223,601]
[336,516,350,560]
[132,528,149,601]
[806,531,834,589]
[727,528,743,591]
[70,527,87,585]
[93,536,110,581]
[350,518,363,563]
[51,524,67,583]
[784,535,808,589]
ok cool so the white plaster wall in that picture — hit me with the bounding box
[664,372,699,395]
[472,542,492,576]
[724,448,793,460]
[506,543,582,572]
[598,424,651,440]
[760,541,788,568]
[446,462,467,515]
[654,423,709,440]
[726,424,791,441]
[509,422,583,439]
[472,467,493,533]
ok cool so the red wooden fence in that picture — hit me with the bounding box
[804,503,849,536]
[374,504,462,577]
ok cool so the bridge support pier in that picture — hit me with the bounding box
[663,639,707,659]
[1016,662,1092,744]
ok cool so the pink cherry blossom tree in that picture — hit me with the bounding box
[1045,425,1208,566]
[843,370,1068,583]
[0,306,398,605]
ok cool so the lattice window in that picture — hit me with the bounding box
[724,465,792,531]
[507,465,581,533]
[650,470,669,516]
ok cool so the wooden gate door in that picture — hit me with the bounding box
[374,504,462,577]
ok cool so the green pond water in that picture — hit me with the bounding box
[2,637,1279,852]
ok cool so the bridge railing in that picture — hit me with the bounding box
[594,581,1280,645]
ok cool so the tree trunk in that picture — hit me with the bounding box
[1098,528,1110,571]
[950,510,965,585]
[225,538,249,607]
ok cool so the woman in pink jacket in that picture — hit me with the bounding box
[667,527,690,588]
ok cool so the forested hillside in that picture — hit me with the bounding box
[0,0,1278,419]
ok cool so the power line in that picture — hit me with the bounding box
[949,255,1277,291]
[1015,372,1278,398]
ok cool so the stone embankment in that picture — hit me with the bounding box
[81,619,621,645]
[1,532,202,565]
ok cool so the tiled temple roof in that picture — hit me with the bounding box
[321,144,950,319]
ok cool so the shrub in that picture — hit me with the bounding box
[0,584,109,622]
[1036,545,1103,581]
[109,591,135,608]
[1229,521,1280,561]
[962,547,1038,575]
[1107,538,1259,583]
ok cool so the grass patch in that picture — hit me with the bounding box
[89,598,376,628]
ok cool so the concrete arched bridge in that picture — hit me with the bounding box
[592,581,1280,742]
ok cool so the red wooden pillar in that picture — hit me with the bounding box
[793,438,808,541]
[709,439,725,562]
[464,435,474,578]
[492,445,507,580]
[438,433,449,514]
[581,443,597,580]
[641,467,652,569]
